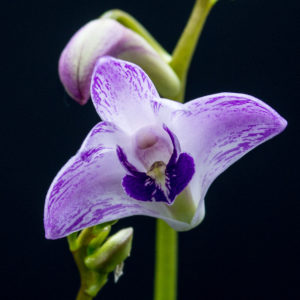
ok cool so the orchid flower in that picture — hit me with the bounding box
[59,17,179,105]
[44,56,287,239]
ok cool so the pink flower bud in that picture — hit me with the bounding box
[59,18,180,105]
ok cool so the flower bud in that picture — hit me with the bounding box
[59,18,180,105]
[87,225,111,255]
[84,227,133,273]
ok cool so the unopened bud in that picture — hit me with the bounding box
[84,227,133,273]
[59,18,180,105]
[87,225,111,255]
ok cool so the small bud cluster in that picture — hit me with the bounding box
[67,221,133,297]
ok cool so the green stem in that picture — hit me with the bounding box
[72,248,94,300]
[154,1,217,300]
[71,246,108,300]
[101,9,171,62]
[76,288,93,300]
[154,220,178,300]
[67,232,108,300]
[170,0,217,101]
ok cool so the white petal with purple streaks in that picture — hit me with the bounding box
[170,92,287,228]
[91,56,159,133]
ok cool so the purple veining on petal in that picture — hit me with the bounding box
[208,125,280,168]
[174,94,273,119]
[90,122,119,136]
[171,92,287,220]
[63,203,126,235]
[48,193,174,239]
[47,148,106,212]
[150,99,162,113]
[90,56,159,132]
[91,58,158,111]
[80,145,106,162]
[204,95,228,104]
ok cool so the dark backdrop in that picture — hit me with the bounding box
[2,0,299,299]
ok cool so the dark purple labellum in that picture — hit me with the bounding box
[116,125,195,204]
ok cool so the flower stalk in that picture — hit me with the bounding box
[154,220,178,300]
[154,1,217,299]
[170,0,218,101]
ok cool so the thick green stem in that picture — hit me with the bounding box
[154,220,178,300]
[71,247,108,300]
[170,0,217,101]
[73,248,94,300]
[67,231,108,300]
[154,1,217,300]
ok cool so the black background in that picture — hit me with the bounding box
[2,0,299,299]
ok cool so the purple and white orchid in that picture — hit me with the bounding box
[44,56,287,239]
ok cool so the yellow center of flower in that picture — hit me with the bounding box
[146,161,166,187]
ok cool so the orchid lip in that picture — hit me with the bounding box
[116,125,195,205]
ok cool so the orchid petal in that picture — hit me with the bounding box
[91,56,160,133]
[44,121,127,238]
[170,92,287,228]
